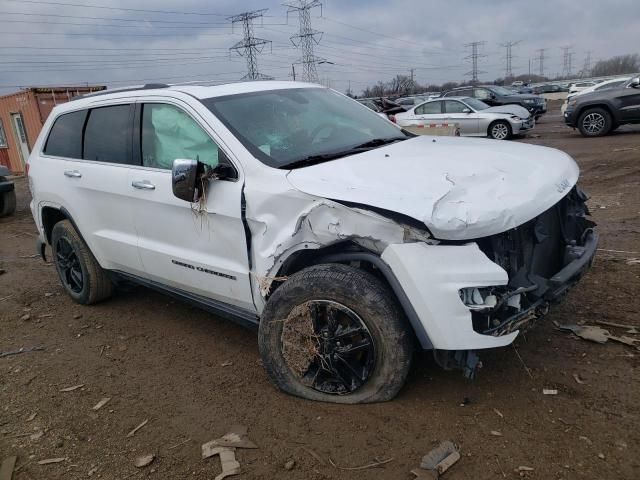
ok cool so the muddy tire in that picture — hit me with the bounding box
[577,107,612,137]
[51,220,113,305]
[258,263,413,403]
[488,120,512,140]
[0,190,16,217]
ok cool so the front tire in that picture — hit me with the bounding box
[577,107,612,137]
[488,120,512,140]
[51,220,113,304]
[258,264,413,404]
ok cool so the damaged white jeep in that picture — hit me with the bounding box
[28,82,598,403]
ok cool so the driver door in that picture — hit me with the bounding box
[617,83,640,121]
[443,100,479,135]
[128,100,254,311]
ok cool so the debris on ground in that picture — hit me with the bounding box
[517,466,534,472]
[573,374,586,384]
[92,397,111,411]
[88,465,98,476]
[203,447,240,480]
[556,322,640,349]
[134,454,155,468]
[202,425,258,453]
[595,320,639,334]
[284,459,295,470]
[37,457,66,465]
[0,456,17,480]
[26,412,37,422]
[411,440,460,478]
[0,346,44,359]
[490,431,503,437]
[221,360,233,367]
[126,419,149,438]
[493,408,504,418]
[59,384,84,392]
[19,314,30,321]
[543,389,558,395]
[328,457,394,471]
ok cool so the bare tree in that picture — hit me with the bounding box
[591,54,639,77]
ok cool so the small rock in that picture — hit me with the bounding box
[73,314,82,319]
[284,460,295,471]
[88,466,98,476]
[134,454,155,468]
[55,439,64,448]
[20,313,31,321]
[598,453,605,460]
[490,431,503,436]
[221,360,233,367]
[45,292,53,297]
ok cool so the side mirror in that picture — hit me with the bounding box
[631,77,640,88]
[462,108,471,114]
[172,159,199,202]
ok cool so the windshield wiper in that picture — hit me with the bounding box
[279,137,407,169]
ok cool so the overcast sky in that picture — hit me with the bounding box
[1,0,639,95]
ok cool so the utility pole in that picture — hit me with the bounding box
[535,48,547,77]
[560,45,573,78]
[528,57,531,77]
[284,0,325,83]
[464,41,486,84]
[228,10,273,80]
[582,51,592,77]
[291,63,296,81]
[499,40,521,79]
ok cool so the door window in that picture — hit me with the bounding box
[44,110,87,158]
[0,119,7,148]
[83,105,133,164]
[444,100,467,113]
[141,103,220,169]
[415,101,442,115]
[474,88,491,100]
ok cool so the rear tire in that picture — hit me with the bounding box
[0,190,16,217]
[51,220,113,304]
[577,107,612,137]
[488,120,512,140]
[258,263,413,403]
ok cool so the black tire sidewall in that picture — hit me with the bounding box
[489,120,511,140]
[51,221,92,304]
[258,264,412,404]
[578,108,611,137]
[0,191,16,217]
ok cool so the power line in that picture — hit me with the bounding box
[499,40,521,79]
[229,10,273,80]
[464,41,486,83]
[284,0,325,83]
[2,0,231,16]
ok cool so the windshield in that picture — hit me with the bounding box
[202,88,408,168]
[488,86,514,96]
[463,98,489,111]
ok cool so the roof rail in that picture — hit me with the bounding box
[71,83,170,101]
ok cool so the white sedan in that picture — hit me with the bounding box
[395,96,534,140]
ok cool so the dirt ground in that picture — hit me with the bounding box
[1,104,639,479]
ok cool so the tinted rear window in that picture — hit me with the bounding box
[83,105,132,163]
[44,110,87,158]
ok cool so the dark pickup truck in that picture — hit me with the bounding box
[564,76,640,137]
[0,165,16,217]
[442,85,547,119]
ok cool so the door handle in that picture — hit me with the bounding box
[64,170,82,178]
[131,180,155,190]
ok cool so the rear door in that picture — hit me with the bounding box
[413,100,445,124]
[128,100,254,310]
[39,103,144,275]
[443,100,479,135]
[616,85,640,121]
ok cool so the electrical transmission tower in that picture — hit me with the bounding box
[499,40,521,79]
[228,10,273,80]
[560,45,574,77]
[464,41,486,84]
[582,51,592,77]
[535,48,547,77]
[284,0,325,83]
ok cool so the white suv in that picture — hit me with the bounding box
[27,81,598,403]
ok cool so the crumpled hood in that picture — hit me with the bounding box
[483,104,530,118]
[286,136,579,240]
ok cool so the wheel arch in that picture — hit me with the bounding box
[487,119,512,138]
[576,103,615,122]
[272,242,433,349]
[41,206,87,246]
